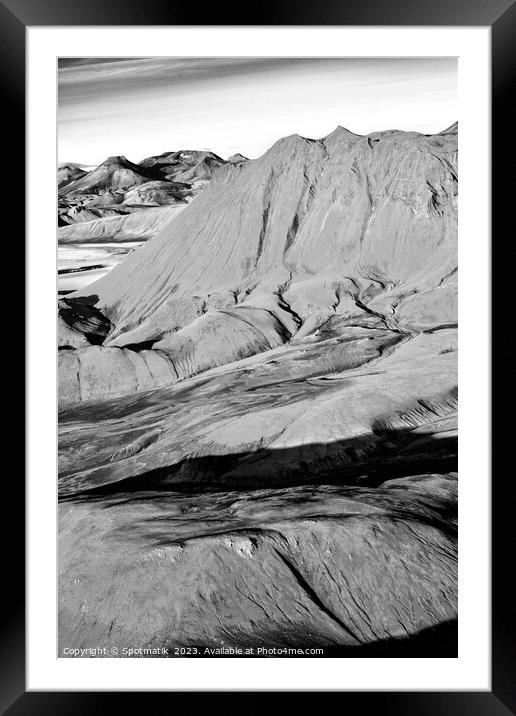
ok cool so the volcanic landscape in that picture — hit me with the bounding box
[58,123,458,655]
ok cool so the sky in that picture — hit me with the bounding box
[58,57,457,166]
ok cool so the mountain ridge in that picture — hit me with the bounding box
[59,123,457,405]
[78,125,457,336]
[58,120,459,654]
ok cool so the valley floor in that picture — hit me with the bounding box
[58,242,143,293]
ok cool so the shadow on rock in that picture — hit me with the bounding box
[60,425,457,501]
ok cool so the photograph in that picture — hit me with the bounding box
[57,56,458,659]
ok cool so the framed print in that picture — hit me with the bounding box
[5,0,512,708]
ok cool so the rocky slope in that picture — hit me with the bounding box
[58,162,88,189]
[59,326,457,653]
[58,123,458,656]
[60,124,457,403]
[58,205,186,245]
[58,150,238,241]
[139,149,228,183]
[58,155,191,230]
[227,152,249,164]
[59,474,457,653]
[83,126,456,324]
[60,155,169,198]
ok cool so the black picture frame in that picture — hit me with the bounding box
[7,0,511,709]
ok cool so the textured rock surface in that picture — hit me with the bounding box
[58,150,238,239]
[139,149,228,183]
[59,474,457,653]
[227,152,249,164]
[57,156,176,232]
[60,155,166,198]
[58,163,87,189]
[59,295,112,343]
[76,126,457,343]
[59,328,457,492]
[59,325,457,653]
[58,205,185,245]
[59,124,458,655]
[60,125,457,405]
[122,181,189,207]
[58,316,90,349]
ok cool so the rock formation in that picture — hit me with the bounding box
[60,124,457,403]
[58,205,186,245]
[59,474,457,653]
[58,150,237,242]
[58,124,458,656]
[227,152,249,164]
[139,149,228,183]
[58,162,88,189]
[60,155,165,197]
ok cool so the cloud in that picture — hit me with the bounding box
[58,57,457,165]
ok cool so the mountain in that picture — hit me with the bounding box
[60,124,456,389]
[60,155,168,197]
[57,150,236,241]
[139,149,228,184]
[227,152,248,164]
[58,163,88,189]
[59,466,457,653]
[58,123,458,654]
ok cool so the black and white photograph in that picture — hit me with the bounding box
[56,56,459,659]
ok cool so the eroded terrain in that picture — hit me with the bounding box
[59,125,458,655]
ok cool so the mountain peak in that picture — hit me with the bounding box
[266,133,317,156]
[101,155,131,167]
[227,153,248,164]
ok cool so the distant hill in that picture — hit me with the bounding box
[58,123,459,660]
[58,163,88,189]
[57,150,239,235]
[227,153,249,164]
